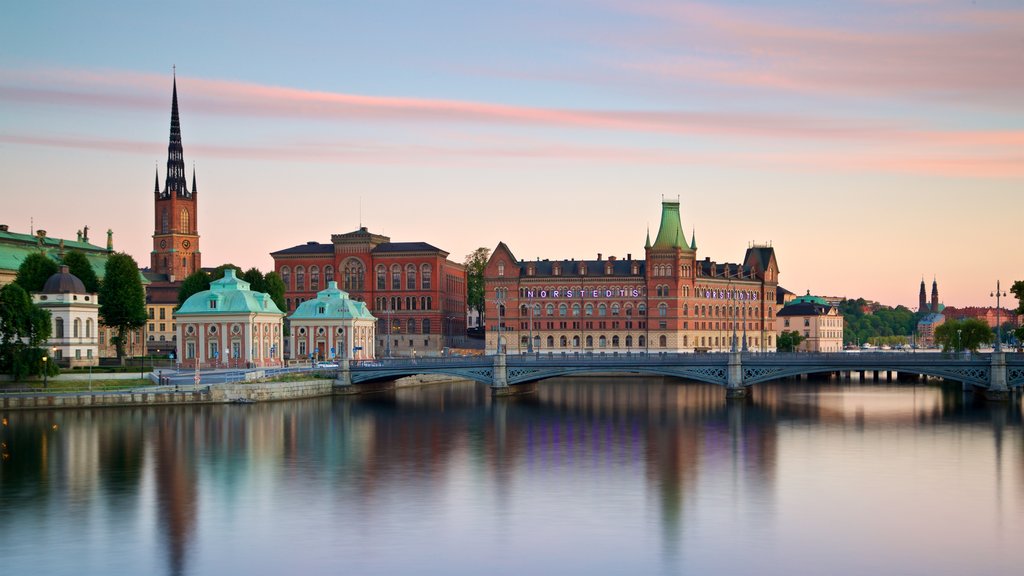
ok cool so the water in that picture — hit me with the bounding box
[2,378,1022,576]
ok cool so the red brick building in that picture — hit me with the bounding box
[484,200,780,354]
[271,227,466,356]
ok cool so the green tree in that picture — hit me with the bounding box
[62,250,100,293]
[177,270,211,308]
[242,267,266,293]
[98,253,147,359]
[1011,280,1024,348]
[210,263,242,281]
[15,252,59,293]
[464,247,490,320]
[777,330,805,352]
[263,271,287,313]
[934,318,992,353]
[0,283,55,379]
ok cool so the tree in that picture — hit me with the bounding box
[934,318,992,353]
[62,250,100,293]
[177,270,211,308]
[263,271,287,313]
[242,267,266,293]
[464,247,491,321]
[98,253,147,359]
[1011,280,1024,349]
[15,252,59,293]
[0,283,54,379]
[777,330,806,352]
[210,263,242,281]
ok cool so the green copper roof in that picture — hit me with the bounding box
[644,227,651,249]
[787,291,828,307]
[0,231,145,283]
[690,229,697,250]
[652,201,690,250]
[177,269,283,316]
[289,281,376,321]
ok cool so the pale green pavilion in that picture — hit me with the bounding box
[289,281,377,361]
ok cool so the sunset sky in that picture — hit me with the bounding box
[1,1,1021,309]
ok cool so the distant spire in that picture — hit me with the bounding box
[931,277,939,314]
[644,227,651,249]
[164,71,188,196]
[191,163,197,194]
[154,164,160,193]
[918,278,928,313]
[690,228,697,250]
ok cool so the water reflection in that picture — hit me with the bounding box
[1,379,1021,575]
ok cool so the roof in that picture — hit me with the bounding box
[776,286,795,305]
[41,266,87,294]
[289,281,376,321]
[0,230,147,284]
[651,201,691,250]
[270,241,333,256]
[777,301,835,317]
[518,258,644,278]
[697,259,754,279]
[176,269,283,316]
[788,291,828,306]
[372,241,445,255]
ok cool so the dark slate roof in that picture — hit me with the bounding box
[270,241,334,256]
[776,286,794,305]
[777,302,834,317]
[697,260,754,279]
[41,266,86,294]
[744,246,776,272]
[518,258,644,278]
[372,242,444,254]
[142,271,171,283]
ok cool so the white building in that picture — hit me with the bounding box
[33,265,99,366]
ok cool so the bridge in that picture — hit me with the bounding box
[338,351,1024,400]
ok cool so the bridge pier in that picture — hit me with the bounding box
[334,358,351,387]
[725,351,748,400]
[985,352,1009,402]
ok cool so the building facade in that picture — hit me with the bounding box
[175,270,284,368]
[288,281,377,361]
[33,266,100,367]
[776,292,845,352]
[483,200,780,354]
[271,227,466,357]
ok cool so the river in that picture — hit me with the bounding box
[1,378,1022,575]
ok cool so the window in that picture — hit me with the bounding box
[546,304,554,316]
[599,336,607,348]
[422,319,431,334]
[611,303,620,316]
[406,265,416,290]
[612,335,620,347]
[310,266,320,291]
[625,335,633,347]
[180,208,190,233]
[498,263,505,277]
[148,307,155,320]
[598,303,607,316]
[638,304,647,316]
[421,265,432,290]
[55,317,65,338]
[639,335,646,348]
[560,336,567,347]
[159,308,166,320]
[281,267,291,290]
[573,336,580,347]
[376,265,386,290]
[391,265,401,290]
[186,342,195,359]
[585,303,594,316]
[586,335,594,348]
[161,209,169,234]
[325,265,334,284]
[296,267,306,291]
[547,336,555,347]
[658,303,668,317]
[73,318,81,338]
[659,335,667,348]
[86,319,93,338]
[558,303,567,317]
[407,318,417,334]
[344,259,365,291]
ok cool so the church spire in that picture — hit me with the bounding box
[931,277,939,313]
[918,278,928,313]
[191,163,197,194]
[690,228,697,251]
[164,70,189,197]
[154,165,159,193]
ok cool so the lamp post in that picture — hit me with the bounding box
[742,290,749,352]
[42,354,48,389]
[991,280,1007,352]
[956,329,962,356]
[527,299,534,354]
[730,282,738,353]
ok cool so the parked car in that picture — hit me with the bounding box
[315,361,339,369]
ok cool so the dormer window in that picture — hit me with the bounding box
[208,300,217,310]
[605,264,612,275]
[318,306,326,314]
[553,265,561,276]
[498,263,505,277]
[527,265,534,276]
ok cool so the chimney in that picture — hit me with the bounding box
[627,253,632,261]
[0,224,7,232]
[597,253,602,260]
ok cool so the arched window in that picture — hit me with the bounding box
[658,303,668,317]
[625,335,633,347]
[573,336,580,347]
[422,319,431,334]
[325,265,334,283]
[426,296,432,310]
[520,304,528,316]
[161,209,169,234]
[558,303,567,317]
[376,265,386,290]
[586,335,594,348]
[625,304,633,316]
[281,267,291,290]
[611,303,620,315]
[546,336,555,347]
[546,304,554,316]
[343,259,365,291]
[534,303,542,317]
[296,266,305,291]
[585,303,594,316]
[598,303,607,316]
[310,266,320,291]
[638,304,647,316]
[572,303,580,317]
[55,317,64,338]
[391,265,401,290]
[560,336,567,347]
[73,318,81,338]
[599,336,607,347]
[612,335,620,347]
[638,335,646,348]
[421,264,432,289]
[180,208,190,233]
[86,318,93,338]
[407,318,416,334]
[406,265,416,290]
[659,335,667,347]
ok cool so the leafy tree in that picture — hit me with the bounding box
[15,252,59,293]
[464,247,490,321]
[177,270,211,308]
[934,318,992,353]
[210,263,242,281]
[263,271,287,313]
[777,330,805,352]
[242,267,266,293]
[98,252,147,359]
[0,283,55,379]
[1011,280,1024,348]
[62,250,100,293]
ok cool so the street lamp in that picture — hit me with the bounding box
[956,329,962,356]
[991,280,1007,353]
[42,353,48,389]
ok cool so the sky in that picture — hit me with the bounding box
[1,0,1021,309]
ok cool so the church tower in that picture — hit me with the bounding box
[151,72,200,281]
[930,278,939,313]
[918,279,928,313]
